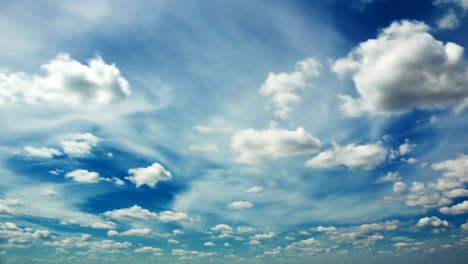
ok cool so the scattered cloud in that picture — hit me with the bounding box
[232,123,322,164]
[126,163,172,188]
[228,201,254,210]
[305,142,387,170]
[23,146,62,158]
[103,205,158,221]
[259,58,322,118]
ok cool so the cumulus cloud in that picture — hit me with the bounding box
[253,232,277,240]
[259,58,322,118]
[0,53,131,106]
[432,155,468,182]
[23,146,62,158]
[440,200,468,215]
[203,242,215,247]
[231,123,322,164]
[60,133,99,156]
[211,224,233,233]
[313,226,337,233]
[65,169,100,183]
[305,142,387,170]
[103,205,158,221]
[237,226,255,234]
[332,20,468,116]
[134,246,163,253]
[126,163,172,188]
[228,201,254,210]
[90,221,117,229]
[416,216,449,228]
[158,211,188,222]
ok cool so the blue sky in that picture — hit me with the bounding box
[1,0,468,263]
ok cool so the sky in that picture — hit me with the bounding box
[1,0,468,263]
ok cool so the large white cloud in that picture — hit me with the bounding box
[103,205,158,221]
[231,123,322,164]
[332,20,468,116]
[432,154,468,182]
[259,58,321,119]
[440,200,468,215]
[126,163,172,188]
[416,216,449,228]
[0,53,131,106]
[305,142,387,170]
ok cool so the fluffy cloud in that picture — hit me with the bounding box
[203,242,215,247]
[237,226,255,234]
[103,205,158,221]
[462,222,468,231]
[440,200,468,215]
[135,246,163,253]
[158,211,188,222]
[23,146,62,158]
[228,201,254,210]
[432,155,468,182]
[126,163,172,188]
[259,58,322,118]
[211,224,233,233]
[0,53,131,106]
[65,169,100,183]
[332,20,468,116]
[313,226,337,233]
[253,232,277,240]
[231,123,322,164]
[305,142,387,170]
[60,133,100,156]
[416,216,449,228]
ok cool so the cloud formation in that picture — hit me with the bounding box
[0,53,131,106]
[332,20,468,116]
[126,163,172,188]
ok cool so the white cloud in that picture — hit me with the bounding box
[437,10,460,29]
[158,211,188,222]
[432,155,468,182]
[376,172,402,183]
[440,200,468,215]
[173,229,184,236]
[23,146,62,158]
[332,20,468,116]
[228,201,254,210]
[398,139,416,156]
[231,123,322,164]
[462,222,468,231]
[393,182,407,193]
[259,58,322,118]
[90,221,117,229]
[313,226,337,233]
[0,53,131,106]
[253,232,277,240]
[103,205,158,221]
[65,169,100,183]
[126,163,172,188]
[60,133,100,156]
[445,188,468,198]
[211,224,233,233]
[416,216,449,228]
[203,242,215,247]
[135,246,163,253]
[108,228,152,237]
[168,239,179,244]
[305,142,387,170]
[245,186,262,193]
